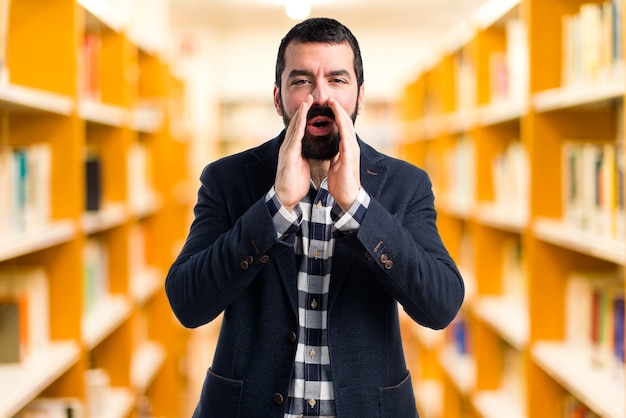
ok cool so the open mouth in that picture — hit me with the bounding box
[307,116,335,136]
[306,106,335,136]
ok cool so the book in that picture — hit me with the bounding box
[0,0,10,83]
[83,238,109,314]
[84,145,102,212]
[80,32,101,102]
[562,141,621,240]
[564,270,623,372]
[0,266,50,358]
[16,398,83,418]
[491,140,528,220]
[0,300,21,363]
[0,144,52,235]
[560,393,601,418]
[505,18,528,103]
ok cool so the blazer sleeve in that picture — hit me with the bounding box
[164,163,286,328]
[355,166,464,330]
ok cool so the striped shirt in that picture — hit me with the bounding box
[266,180,370,418]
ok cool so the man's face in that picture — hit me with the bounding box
[274,41,364,161]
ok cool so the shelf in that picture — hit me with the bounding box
[439,345,476,395]
[532,77,625,113]
[78,0,128,32]
[477,99,525,127]
[532,342,625,418]
[414,379,443,418]
[131,342,166,393]
[533,218,626,265]
[129,192,162,219]
[82,295,133,350]
[447,109,477,134]
[0,220,76,262]
[476,203,527,233]
[0,83,74,115]
[79,100,128,127]
[81,203,128,235]
[472,0,520,29]
[472,389,526,418]
[440,194,473,219]
[102,387,135,418]
[472,295,528,350]
[130,267,162,306]
[0,341,81,417]
[132,106,164,134]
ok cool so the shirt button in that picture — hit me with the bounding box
[316,201,322,208]
[273,393,284,404]
[308,399,317,407]
[309,349,316,358]
[310,299,318,309]
[313,250,320,259]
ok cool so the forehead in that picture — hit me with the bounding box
[283,41,355,75]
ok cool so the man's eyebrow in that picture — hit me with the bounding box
[287,69,352,79]
[287,69,313,79]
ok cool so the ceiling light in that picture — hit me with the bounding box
[284,0,311,20]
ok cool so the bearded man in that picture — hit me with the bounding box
[165,17,464,418]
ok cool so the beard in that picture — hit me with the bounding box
[280,96,359,161]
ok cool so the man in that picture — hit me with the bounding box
[165,17,464,418]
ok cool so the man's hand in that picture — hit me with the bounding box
[327,97,361,211]
[275,95,314,211]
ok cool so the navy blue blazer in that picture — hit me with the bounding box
[165,132,464,417]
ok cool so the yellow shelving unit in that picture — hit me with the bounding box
[0,0,192,417]
[399,0,625,417]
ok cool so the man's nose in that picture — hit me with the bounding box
[311,82,329,104]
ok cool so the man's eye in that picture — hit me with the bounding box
[293,79,309,85]
[331,78,347,84]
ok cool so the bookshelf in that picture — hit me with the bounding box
[0,0,192,417]
[399,0,625,417]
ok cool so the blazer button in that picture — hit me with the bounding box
[246,255,254,264]
[273,393,285,404]
[240,260,249,270]
[384,259,394,269]
[259,255,270,263]
[288,331,297,343]
[380,253,388,263]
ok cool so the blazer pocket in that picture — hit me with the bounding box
[378,371,418,418]
[193,368,244,418]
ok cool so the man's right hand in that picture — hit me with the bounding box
[274,94,314,211]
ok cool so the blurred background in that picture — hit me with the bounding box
[2,1,624,417]
[167,0,488,172]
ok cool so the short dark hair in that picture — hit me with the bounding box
[275,17,364,90]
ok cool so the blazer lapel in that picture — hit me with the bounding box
[328,138,388,311]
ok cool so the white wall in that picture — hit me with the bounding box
[203,27,432,103]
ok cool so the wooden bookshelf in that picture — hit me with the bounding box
[0,1,192,417]
[399,0,625,417]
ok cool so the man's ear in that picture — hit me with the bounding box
[273,85,282,116]
[357,84,365,115]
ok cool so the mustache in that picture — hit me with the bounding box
[306,105,335,121]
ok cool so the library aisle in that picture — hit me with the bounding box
[398,0,625,417]
[2,0,626,417]
[0,0,195,417]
